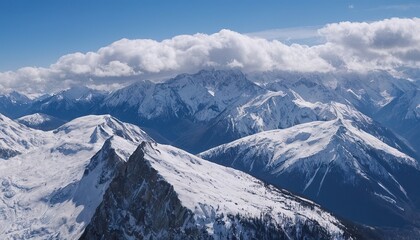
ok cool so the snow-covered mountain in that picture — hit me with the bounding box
[102,70,263,121]
[82,142,357,239]
[16,113,66,130]
[0,114,151,239]
[249,71,415,113]
[200,118,420,229]
[375,89,420,153]
[0,69,418,238]
[336,72,415,114]
[249,70,420,154]
[28,86,107,120]
[0,91,31,119]
[0,114,367,239]
[1,69,418,155]
[98,70,267,151]
[96,69,412,154]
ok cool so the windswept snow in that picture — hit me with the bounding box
[0,114,44,159]
[138,142,350,238]
[0,114,150,239]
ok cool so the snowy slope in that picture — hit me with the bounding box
[17,113,55,126]
[16,113,66,130]
[103,69,263,122]
[225,91,369,138]
[216,95,415,159]
[200,118,420,227]
[98,69,269,152]
[225,90,331,136]
[82,142,355,240]
[250,70,419,153]
[0,115,151,239]
[0,114,44,159]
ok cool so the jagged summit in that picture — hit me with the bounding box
[0,115,151,239]
[25,86,107,120]
[55,85,106,101]
[82,141,355,239]
[4,91,31,103]
[53,114,152,145]
[201,118,416,178]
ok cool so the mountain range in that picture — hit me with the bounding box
[0,113,363,239]
[2,70,418,154]
[0,69,419,239]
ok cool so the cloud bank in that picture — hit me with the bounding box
[1,17,419,95]
[318,17,420,72]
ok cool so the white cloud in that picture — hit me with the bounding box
[0,18,419,95]
[318,17,420,72]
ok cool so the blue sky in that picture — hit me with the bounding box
[1,0,419,71]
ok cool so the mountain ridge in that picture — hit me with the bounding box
[200,117,420,228]
[82,141,357,239]
[0,114,151,239]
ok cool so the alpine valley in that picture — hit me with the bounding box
[1,69,419,239]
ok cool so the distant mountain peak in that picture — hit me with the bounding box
[16,113,66,131]
[56,85,106,101]
[5,91,31,103]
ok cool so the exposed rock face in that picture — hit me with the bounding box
[81,143,210,239]
[0,148,20,159]
[81,142,355,240]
